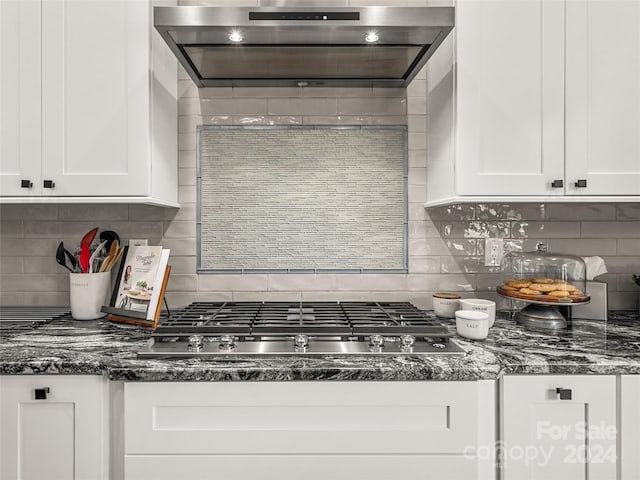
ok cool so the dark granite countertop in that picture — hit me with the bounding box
[1,312,638,381]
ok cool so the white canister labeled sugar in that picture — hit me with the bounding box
[69,272,111,320]
[432,293,461,318]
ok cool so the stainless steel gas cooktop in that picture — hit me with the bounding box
[138,301,464,357]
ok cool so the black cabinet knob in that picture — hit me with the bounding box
[34,387,50,400]
[21,179,33,188]
[556,387,572,400]
[574,179,587,188]
[551,179,563,188]
[43,180,55,189]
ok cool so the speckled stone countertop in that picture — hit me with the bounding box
[1,312,638,381]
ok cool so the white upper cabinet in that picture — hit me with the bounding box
[565,0,640,196]
[426,0,640,206]
[455,0,565,197]
[0,0,178,206]
[0,0,42,196]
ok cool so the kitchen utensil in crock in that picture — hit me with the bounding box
[99,230,120,252]
[106,246,125,272]
[89,240,108,273]
[56,242,74,273]
[80,226,99,249]
[79,244,91,273]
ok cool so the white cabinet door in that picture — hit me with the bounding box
[621,375,640,480]
[0,375,107,480]
[455,0,565,196]
[501,375,616,480]
[0,0,42,196]
[40,0,149,197]
[566,0,640,196]
[124,381,482,480]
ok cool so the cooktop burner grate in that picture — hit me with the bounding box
[152,301,453,338]
[138,301,465,357]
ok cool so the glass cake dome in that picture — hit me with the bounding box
[497,242,590,329]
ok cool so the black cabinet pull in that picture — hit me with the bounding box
[34,387,50,400]
[551,179,563,188]
[21,179,33,188]
[43,180,55,189]
[574,179,587,188]
[556,387,572,400]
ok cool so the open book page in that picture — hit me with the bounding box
[146,249,170,320]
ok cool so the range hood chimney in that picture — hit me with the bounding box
[154,6,454,88]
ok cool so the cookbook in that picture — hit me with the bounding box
[106,245,170,323]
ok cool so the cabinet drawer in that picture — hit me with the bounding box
[125,381,478,455]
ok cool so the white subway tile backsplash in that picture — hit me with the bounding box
[58,205,128,221]
[267,274,339,292]
[234,87,301,98]
[178,186,197,204]
[406,273,475,292]
[178,168,197,187]
[616,203,640,220]
[168,274,198,292]
[129,205,166,221]
[1,205,58,221]
[198,274,268,291]
[581,221,640,238]
[546,204,615,221]
[163,221,194,239]
[166,203,195,222]
[23,292,70,306]
[408,256,440,273]
[337,274,406,291]
[301,291,372,302]
[1,274,65,292]
[235,116,302,125]
[0,221,23,238]
[267,98,337,116]
[618,238,640,256]
[338,98,406,116]
[200,98,268,115]
[1,257,23,274]
[547,238,618,256]
[234,291,303,302]
[179,151,196,168]
[178,97,202,116]
[178,133,196,151]
[159,238,196,256]
[511,221,581,238]
[23,221,61,238]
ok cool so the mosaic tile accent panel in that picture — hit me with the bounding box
[198,126,407,272]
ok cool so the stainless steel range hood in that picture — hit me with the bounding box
[154,6,454,88]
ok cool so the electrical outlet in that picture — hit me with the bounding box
[484,238,504,267]
[129,239,148,247]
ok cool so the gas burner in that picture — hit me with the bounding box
[138,302,464,357]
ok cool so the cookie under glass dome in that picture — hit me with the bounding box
[497,242,590,329]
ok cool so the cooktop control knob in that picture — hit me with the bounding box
[219,335,236,351]
[294,334,309,352]
[399,335,416,353]
[187,335,204,352]
[369,335,384,352]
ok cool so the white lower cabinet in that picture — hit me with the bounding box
[621,375,640,480]
[501,375,616,480]
[124,381,495,480]
[0,375,108,480]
